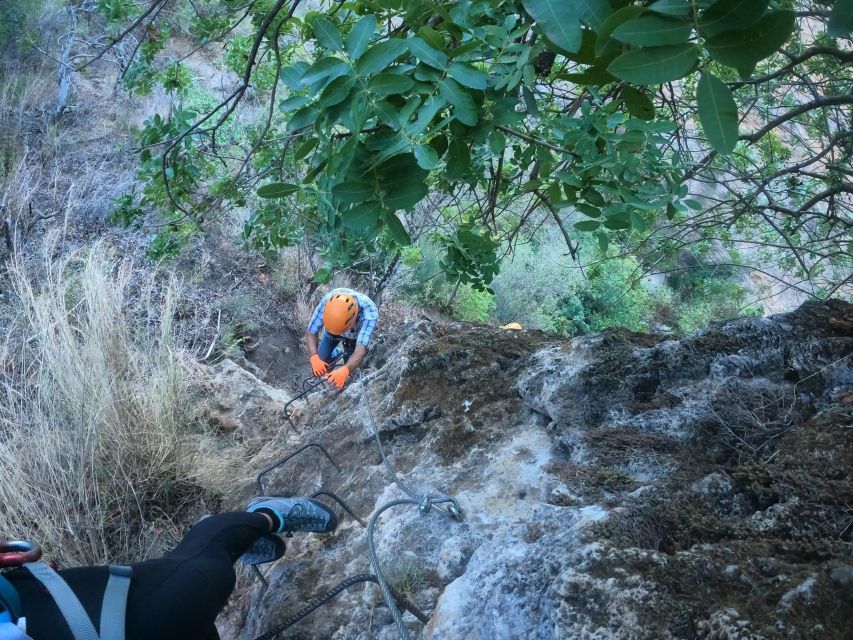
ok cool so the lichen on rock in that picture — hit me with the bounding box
[215,300,852,639]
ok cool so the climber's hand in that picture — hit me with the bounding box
[310,354,328,377]
[325,366,350,389]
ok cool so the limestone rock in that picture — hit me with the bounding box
[214,301,852,639]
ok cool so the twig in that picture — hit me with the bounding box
[76,0,167,72]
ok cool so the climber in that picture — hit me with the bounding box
[305,287,379,389]
[0,497,337,640]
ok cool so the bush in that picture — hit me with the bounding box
[0,238,203,565]
[394,242,495,322]
[491,228,659,335]
[0,0,42,57]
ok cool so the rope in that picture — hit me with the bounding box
[359,376,462,519]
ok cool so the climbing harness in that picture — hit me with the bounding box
[0,542,131,640]
[251,356,462,640]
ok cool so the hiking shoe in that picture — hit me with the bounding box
[247,497,338,534]
[240,534,286,565]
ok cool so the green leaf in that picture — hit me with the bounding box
[582,187,605,207]
[523,0,612,52]
[407,37,448,69]
[313,17,342,51]
[287,105,320,131]
[332,180,375,203]
[705,11,795,77]
[488,130,506,155]
[576,203,602,218]
[384,181,429,210]
[377,154,429,209]
[612,16,693,46]
[280,63,309,89]
[407,96,446,136]
[417,25,443,49]
[313,267,332,284]
[446,138,470,181]
[257,182,299,198]
[621,86,655,120]
[302,158,328,184]
[574,220,601,231]
[699,0,768,38]
[829,0,853,37]
[414,144,439,169]
[596,231,610,252]
[318,74,356,108]
[294,137,318,161]
[447,62,488,90]
[522,86,539,117]
[279,95,311,112]
[383,212,412,245]
[603,213,632,230]
[356,39,407,76]
[347,15,376,60]
[607,43,698,85]
[438,78,478,126]
[368,73,415,97]
[596,5,647,56]
[630,211,647,232]
[563,66,617,85]
[301,57,350,85]
[696,72,738,154]
[343,201,382,231]
[648,0,690,17]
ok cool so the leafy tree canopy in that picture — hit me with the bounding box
[79,0,851,297]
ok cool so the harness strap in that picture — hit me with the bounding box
[0,575,22,623]
[23,562,98,640]
[0,620,30,640]
[98,566,131,640]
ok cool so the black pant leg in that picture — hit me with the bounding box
[13,512,270,640]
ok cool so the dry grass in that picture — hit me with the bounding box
[0,235,204,565]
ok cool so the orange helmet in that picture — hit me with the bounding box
[323,292,359,335]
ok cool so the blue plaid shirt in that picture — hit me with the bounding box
[307,288,380,346]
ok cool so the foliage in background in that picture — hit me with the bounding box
[396,226,760,334]
[72,0,850,302]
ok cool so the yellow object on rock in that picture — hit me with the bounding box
[500,322,523,331]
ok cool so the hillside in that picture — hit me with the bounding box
[205,300,853,639]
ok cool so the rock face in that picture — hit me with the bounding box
[217,300,853,640]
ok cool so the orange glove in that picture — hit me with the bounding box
[326,365,350,389]
[310,354,328,377]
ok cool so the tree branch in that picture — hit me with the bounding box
[740,96,853,145]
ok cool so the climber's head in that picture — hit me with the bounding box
[323,292,359,336]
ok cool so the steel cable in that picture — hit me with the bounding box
[252,573,428,640]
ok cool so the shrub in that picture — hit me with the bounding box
[0,238,203,565]
[394,240,495,322]
[491,228,658,335]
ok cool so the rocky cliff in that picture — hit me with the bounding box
[213,300,853,640]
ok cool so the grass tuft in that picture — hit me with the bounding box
[0,236,202,565]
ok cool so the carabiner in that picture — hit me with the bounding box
[0,541,42,568]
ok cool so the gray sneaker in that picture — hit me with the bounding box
[247,497,338,534]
